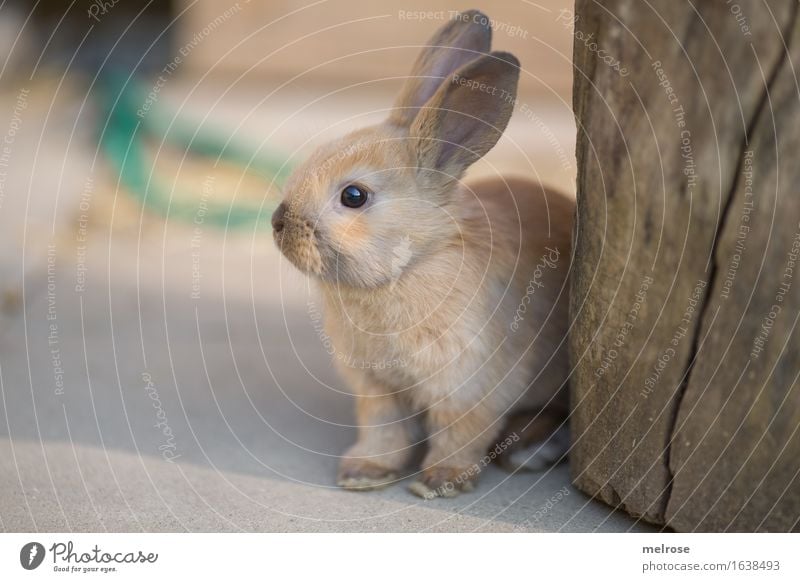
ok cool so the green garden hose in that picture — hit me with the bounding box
[97,73,291,230]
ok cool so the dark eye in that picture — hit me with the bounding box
[341,184,368,208]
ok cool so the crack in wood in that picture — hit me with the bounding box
[660,2,800,524]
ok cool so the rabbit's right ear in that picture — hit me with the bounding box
[389,10,491,126]
[409,51,519,180]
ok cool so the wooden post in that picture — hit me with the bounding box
[569,0,800,531]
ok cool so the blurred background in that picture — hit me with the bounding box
[0,0,643,532]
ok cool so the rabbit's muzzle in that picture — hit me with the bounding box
[271,201,324,275]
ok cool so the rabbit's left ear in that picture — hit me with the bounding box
[390,10,492,126]
[410,51,519,180]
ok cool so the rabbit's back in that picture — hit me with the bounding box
[462,175,574,410]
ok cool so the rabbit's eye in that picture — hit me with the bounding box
[341,184,368,208]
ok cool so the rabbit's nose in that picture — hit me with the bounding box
[271,202,287,232]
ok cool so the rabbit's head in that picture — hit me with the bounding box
[272,10,519,288]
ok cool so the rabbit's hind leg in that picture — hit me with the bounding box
[497,408,569,471]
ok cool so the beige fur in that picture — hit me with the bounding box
[272,10,574,497]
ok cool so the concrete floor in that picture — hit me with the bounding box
[0,75,651,532]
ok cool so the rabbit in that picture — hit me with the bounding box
[271,9,574,498]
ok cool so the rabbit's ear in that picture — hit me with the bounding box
[410,51,519,179]
[389,10,492,126]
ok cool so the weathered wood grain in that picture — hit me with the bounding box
[666,10,800,532]
[569,0,798,529]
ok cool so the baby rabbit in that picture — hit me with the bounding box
[272,10,574,498]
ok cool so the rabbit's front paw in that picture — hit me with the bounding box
[337,457,398,491]
[408,466,476,499]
